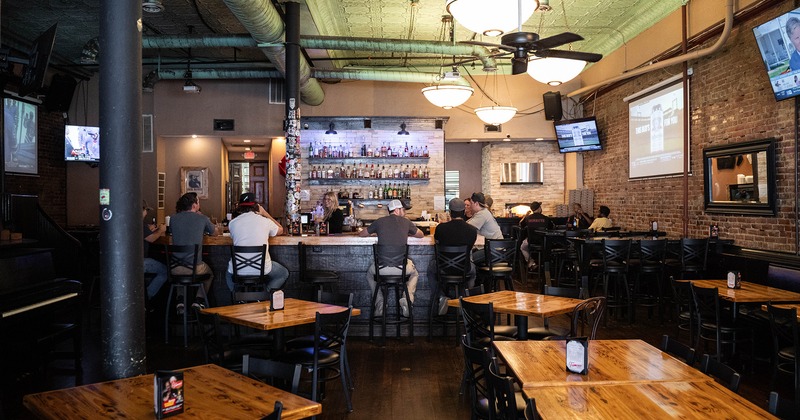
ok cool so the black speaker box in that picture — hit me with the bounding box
[44,74,77,112]
[543,91,563,121]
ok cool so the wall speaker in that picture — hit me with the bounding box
[44,74,77,113]
[543,91,563,121]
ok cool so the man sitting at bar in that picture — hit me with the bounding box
[359,199,424,317]
[466,192,503,264]
[169,192,220,314]
[519,201,553,270]
[143,204,168,302]
[567,202,593,229]
[225,193,288,297]
[588,205,613,232]
[427,198,478,315]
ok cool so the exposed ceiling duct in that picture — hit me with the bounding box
[313,69,471,86]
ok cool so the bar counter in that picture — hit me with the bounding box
[153,232,480,336]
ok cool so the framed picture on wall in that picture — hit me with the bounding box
[181,167,208,199]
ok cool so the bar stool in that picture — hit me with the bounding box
[477,238,517,292]
[369,244,414,345]
[630,239,667,321]
[428,243,471,343]
[230,245,270,303]
[596,239,632,323]
[164,244,211,347]
[298,242,339,294]
[680,238,709,280]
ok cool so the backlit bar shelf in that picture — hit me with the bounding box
[307,157,429,165]
[307,178,429,185]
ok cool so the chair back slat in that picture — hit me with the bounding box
[316,307,353,350]
[242,355,302,394]
[569,297,606,340]
[488,357,519,419]
[661,334,696,365]
[230,245,267,278]
[435,243,471,282]
[166,244,200,273]
[460,297,497,345]
[485,239,518,270]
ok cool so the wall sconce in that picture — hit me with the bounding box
[398,123,410,135]
[325,122,337,135]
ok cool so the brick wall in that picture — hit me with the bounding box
[582,4,796,252]
[5,111,67,225]
[481,142,565,215]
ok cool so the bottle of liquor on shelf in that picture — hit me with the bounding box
[361,143,367,157]
[423,145,429,157]
[404,165,410,179]
[327,166,334,179]
[411,165,418,179]
[380,142,386,157]
[367,144,373,157]
[309,142,314,158]
[403,142,409,157]
[393,165,400,179]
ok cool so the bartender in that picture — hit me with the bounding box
[322,191,344,234]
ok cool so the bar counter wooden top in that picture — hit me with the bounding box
[154,233,484,247]
[23,364,321,420]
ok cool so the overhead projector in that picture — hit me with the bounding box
[183,84,201,93]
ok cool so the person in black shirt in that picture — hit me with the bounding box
[322,191,344,233]
[428,198,478,315]
[567,202,593,229]
[519,201,553,269]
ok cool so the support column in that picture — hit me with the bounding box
[99,0,146,379]
[284,1,301,224]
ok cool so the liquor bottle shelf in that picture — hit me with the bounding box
[307,156,429,164]
[307,178,429,185]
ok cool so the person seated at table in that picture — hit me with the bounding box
[464,197,474,219]
[226,193,288,295]
[143,204,168,301]
[567,202,593,229]
[588,205,613,232]
[466,192,504,265]
[321,191,344,234]
[427,198,478,315]
[519,201,553,270]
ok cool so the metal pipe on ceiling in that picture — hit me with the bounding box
[313,69,471,86]
[142,34,257,49]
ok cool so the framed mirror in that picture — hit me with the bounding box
[703,138,776,216]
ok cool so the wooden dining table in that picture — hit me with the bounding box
[684,279,800,320]
[494,339,709,388]
[23,364,321,419]
[202,298,360,351]
[448,290,583,340]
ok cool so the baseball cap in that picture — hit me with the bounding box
[239,192,257,205]
[448,198,465,212]
[530,201,541,211]
[388,199,404,211]
[470,192,486,207]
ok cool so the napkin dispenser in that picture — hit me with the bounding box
[727,270,741,289]
[566,337,589,375]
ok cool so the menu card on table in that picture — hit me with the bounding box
[566,337,589,375]
[154,370,184,418]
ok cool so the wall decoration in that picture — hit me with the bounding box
[180,167,208,199]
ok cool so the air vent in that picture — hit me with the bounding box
[214,119,234,131]
[142,114,154,152]
[484,124,502,132]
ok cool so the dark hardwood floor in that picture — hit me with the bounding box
[4,272,792,419]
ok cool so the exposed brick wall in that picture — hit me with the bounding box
[5,111,67,225]
[582,5,796,252]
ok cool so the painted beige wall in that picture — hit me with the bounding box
[162,135,225,221]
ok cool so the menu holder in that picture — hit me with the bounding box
[727,270,742,289]
[270,289,285,311]
[709,224,719,238]
[565,337,589,375]
[154,370,184,418]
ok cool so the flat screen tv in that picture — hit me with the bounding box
[554,117,602,153]
[64,125,100,162]
[4,97,38,174]
[753,6,800,101]
[19,23,57,98]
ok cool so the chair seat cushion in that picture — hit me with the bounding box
[478,266,514,273]
[278,347,340,366]
[494,325,518,338]
[778,346,796,360]
[285,335,334,350]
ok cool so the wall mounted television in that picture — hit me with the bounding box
[753,6,800,101]
[65,125,100,162]
[19,23,57,98]
[4,96,38,174]
[554,117,602,153]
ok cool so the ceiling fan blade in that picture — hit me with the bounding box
[536,49,603,63]
[530,32,584,50]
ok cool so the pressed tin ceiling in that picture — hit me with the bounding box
[1,0,682,76]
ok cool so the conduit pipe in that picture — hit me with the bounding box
[567,0,734,98]
[152,69,282,80]
[312,69,472,86]
[222,0,325,105]
[142,34,257,49]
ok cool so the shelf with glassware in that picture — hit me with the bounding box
[308,140,430,161]
[308,162,430,181]
[307,178,429,185]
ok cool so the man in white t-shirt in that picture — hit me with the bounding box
[226,193,288,294]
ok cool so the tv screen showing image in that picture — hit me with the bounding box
[554,117,602,153]
[4,97,38,174]
[753,6,800,101]
[65,125,100,162]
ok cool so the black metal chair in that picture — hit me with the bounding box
[524,397,539,420]
[596,239,632,323]
[679,238,709,279]
[278,307,354,412]
[526,285,585,340]
[768,391,800,419]
[478,238,518,292]
[487,357,526,419]
[767,304,799,400]
[630,239,667,321]
[164,244,211,347]
[263,401,283,420]
[298,242,339,294]
[461,285,518,340]
[700,353,742,393]
[525,227,546,278]
[691,284,753,365]
[369,244,414,345]
[460,335,493,420]
[429,243,472,343]
[242,354,302,394]
[661,334,696,365]
[194,308,272,372]
[230,244,270,303]
[460,297,517,347]
[547,296,606,341]
[669,276,694,345]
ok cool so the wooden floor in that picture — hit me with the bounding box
[4,273,794,419]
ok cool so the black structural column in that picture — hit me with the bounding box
[99,0,146,379]
[284,1,301,224]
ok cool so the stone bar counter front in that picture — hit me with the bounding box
[156,232,481,337]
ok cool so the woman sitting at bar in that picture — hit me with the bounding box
[322,191,344,234]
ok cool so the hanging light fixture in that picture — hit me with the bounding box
[397,123,410,135]
[446,0,537,37]
[474,70,517,126]
[421,16,474,109]
[526,1,586,85]
[325,122,337,135]
[527,57,585,85]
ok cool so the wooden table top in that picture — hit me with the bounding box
[761,303,800,320]
[202,298,361,331]
[447,290,583,318]
[526,380,775,419]
[494,339,709,389]
[23,364,321,420]
[684,280,800,303]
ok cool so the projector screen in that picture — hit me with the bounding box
[4,97,38,174]
[627,78,687,179]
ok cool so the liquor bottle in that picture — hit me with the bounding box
[423,145,429,157]
[411,165,418,179]
[380,142,387,157]
[404,142,409,157]
[309,142,314,158]
[405,165,410,179]
[394,166,400,179]
[387,143,393,158]
[361,143,367,156]
[367,144,373,157]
